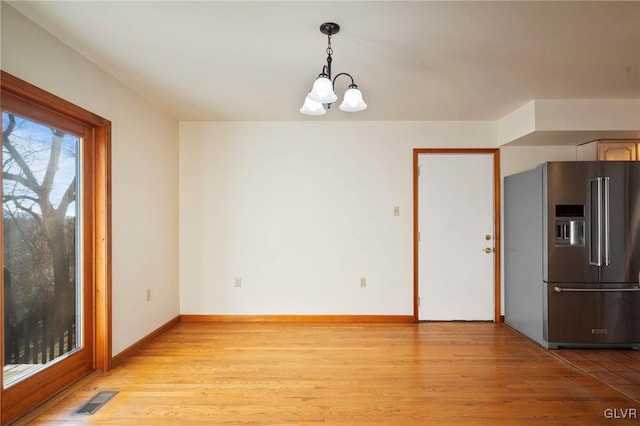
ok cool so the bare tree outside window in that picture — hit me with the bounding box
[2,111,80,386]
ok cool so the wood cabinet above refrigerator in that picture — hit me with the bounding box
[577,140,639,161]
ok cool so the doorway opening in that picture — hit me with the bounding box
[413,148,501,322]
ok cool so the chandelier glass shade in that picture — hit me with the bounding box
[308,74,337,104]
[300,23,367,116]
[300,94,326,115]
[340,86,367,112]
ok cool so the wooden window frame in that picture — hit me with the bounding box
[0,70,112,424]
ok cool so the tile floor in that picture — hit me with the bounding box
[552,348,640,403]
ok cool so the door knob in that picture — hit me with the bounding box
[483,247,494,254]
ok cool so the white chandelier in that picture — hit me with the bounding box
[300,22,367,116]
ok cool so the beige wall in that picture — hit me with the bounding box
[500,145,577,177]
[1,4,181,355]
[179,121,497,315]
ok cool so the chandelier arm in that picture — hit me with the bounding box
[332,72,356,88]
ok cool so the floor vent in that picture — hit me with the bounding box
[73,391,118,415]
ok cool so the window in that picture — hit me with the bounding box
[1,71,112,425]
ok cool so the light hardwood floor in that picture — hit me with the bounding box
[13,322,640,425]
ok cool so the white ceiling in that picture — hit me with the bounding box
[7,1,640,122]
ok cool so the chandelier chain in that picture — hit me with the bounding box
[326,34,333,57]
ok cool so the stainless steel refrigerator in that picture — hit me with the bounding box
[505,161,640,349]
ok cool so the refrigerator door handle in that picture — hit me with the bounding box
[554,286,640,293]
[602,176,610,266]
[589,178,603,266]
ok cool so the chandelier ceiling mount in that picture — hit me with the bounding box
[319,22,340,36]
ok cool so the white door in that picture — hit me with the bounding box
[417,152,495,320]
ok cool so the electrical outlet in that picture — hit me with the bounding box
[235,278,242,288]
[146,288,151,301]
[360,277,367,288]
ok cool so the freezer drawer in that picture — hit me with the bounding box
[545,284,640,345]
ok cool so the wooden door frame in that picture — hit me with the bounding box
[413,148,501,322]
[1,71,112,424]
